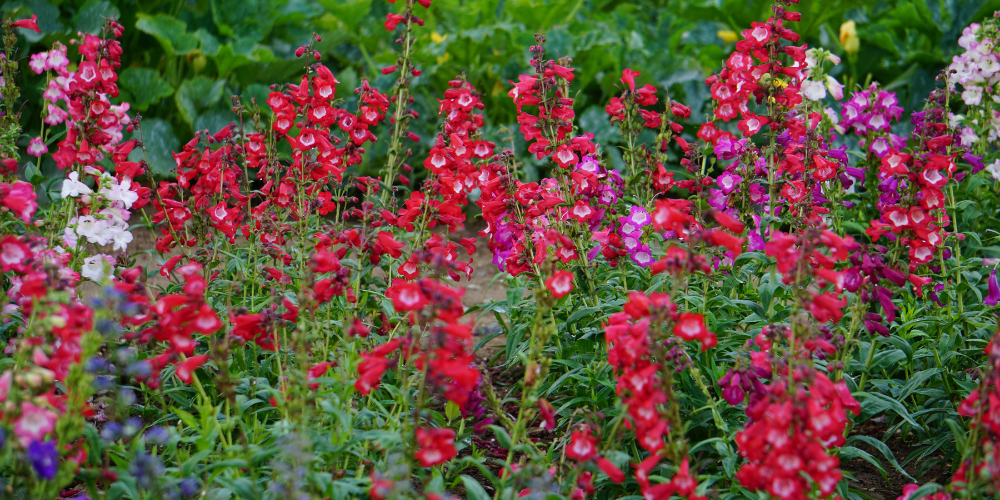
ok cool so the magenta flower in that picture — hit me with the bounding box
[985,270,1000,306]
[717,171,743,194]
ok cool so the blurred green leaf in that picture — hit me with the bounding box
[175,77,227,126]
[136,13,201,56]
[129,118,179,177]
[119,68,174,111]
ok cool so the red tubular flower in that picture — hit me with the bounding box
[620,68,640,92]
[566,428,599,461]
[175,355,209,384]
[387,281,428,311]
[672,312,717,350]
[595,457,625,484]
[414,428,457,467]
[12,15,41,33]
[545,270,574,298]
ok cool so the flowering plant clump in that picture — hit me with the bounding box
[2,1,1000,500]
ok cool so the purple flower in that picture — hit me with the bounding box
[963,152,984,173]
[598,186,618,206]
[129,451,165,490]
[625,205,651,229]
[29,439,59,480]
[716,171,743,194]
[869,137,890,157]
[748,184,768,204]
[714,137,747,160]
[630,245,653,267]
[985,270,1000,306]
[708,188,728,210]
[576,155,600,174]
[179,478,201,497]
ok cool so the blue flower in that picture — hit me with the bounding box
[28,439,59,480]
[179,477,201,497]
[129,451,164,490]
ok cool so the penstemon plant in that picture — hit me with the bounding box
[1,1,1000,500]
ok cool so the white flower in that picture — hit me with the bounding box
[112,229,133,252]
[801,80,826,101]
[100,177,139,209]
[61,225,78,248]
[825,75,845,101]
[60,171,92,198]
[82,254,112,282]
[960,126,979,147]
[962,86,983,106]
[986,160,1000,181]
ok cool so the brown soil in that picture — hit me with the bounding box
[841,416,950,499]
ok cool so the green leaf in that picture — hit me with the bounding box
[73,0,120,34]
[129,118,179,177]
[460,474,492,500]
[487,425,513,449]
[210,0,275,42]
[317,0,373,28]
[855,391,922,430]
[136,14,200,56]
[847,435,915,481]
[175,77,227,126]
[119,68,174,111]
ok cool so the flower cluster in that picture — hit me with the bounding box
[735,367,859,500]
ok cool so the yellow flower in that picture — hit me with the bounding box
[431,31,446,44]
[717,30,738,44]
[436,52,450,65]
[839,21,859,56]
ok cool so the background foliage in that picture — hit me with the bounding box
[4,0,999,183]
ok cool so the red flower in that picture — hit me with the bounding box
[707,230,744,256]
[537,398,556,430]
[710,210,745,234]
[414,427,456,467]
[596,457,625,484]
[566,428,599,461]
[545,270,574,298]
[673,313,717,350]
[12,15,41,33]
[387,281,428,311]
[620,68,640,92]
[175,355,209,384]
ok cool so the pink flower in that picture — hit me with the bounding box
[27,137,48,157]
[0,182,38,223]
[545,271,574,298]
[14,402,58,446]
[0,371,10,402]
[29,52,48,74]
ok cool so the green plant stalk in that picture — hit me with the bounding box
[380,0,418,208]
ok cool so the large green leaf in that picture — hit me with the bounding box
[136,13,201,56]
[119,68,174,111]
[129,118,179,177]
[174,77,227,127]
[210,0,276,42]
[73,0,120,34]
